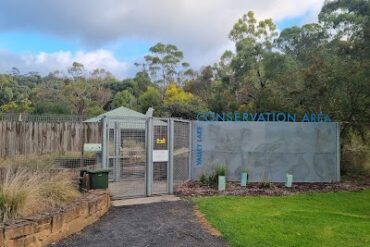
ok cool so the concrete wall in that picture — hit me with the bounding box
[191,121,340,182]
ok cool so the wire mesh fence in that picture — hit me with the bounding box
[54,156,98,171]
[0,113,87,122]
[0,153,99,179]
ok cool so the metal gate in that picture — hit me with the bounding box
[101,116,191,198]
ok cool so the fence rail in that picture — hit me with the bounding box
[0,113,87,122]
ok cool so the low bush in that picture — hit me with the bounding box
[257,172,275,189]
[199,173,209,185]
[257,180,275,189]
[0,167,79,222]
[215,165,226,177]
[199,164,227,188]
[0,168,40,221]
[241,166,248,173]
[342,130,370,176]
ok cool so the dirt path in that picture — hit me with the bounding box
[53,200,227,247]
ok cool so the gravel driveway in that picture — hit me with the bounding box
[53,200,227,247]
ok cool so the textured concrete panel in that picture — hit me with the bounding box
[191,121,339,182]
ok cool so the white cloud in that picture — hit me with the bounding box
[0,49,130,78]
[0,0,324,45]
[0,0,325,76]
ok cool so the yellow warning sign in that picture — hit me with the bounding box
[156,138,166,144]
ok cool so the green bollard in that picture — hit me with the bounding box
[285,174,293,188]
[218,176,226,191]
[241,172,248,186]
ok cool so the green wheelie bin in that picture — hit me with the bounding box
[86,169,110,189]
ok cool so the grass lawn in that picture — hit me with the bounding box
[195,190,370,247]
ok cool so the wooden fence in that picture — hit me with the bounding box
[0,121,101,158]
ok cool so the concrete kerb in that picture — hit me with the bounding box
[111,195,181,207]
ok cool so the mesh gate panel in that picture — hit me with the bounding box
[173,120,190,191]
[107,118,146,198]
[152,119,168,194]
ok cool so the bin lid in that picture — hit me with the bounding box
[87,169,111,174]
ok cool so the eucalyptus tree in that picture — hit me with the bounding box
[144,42,190,87]
[318,0,370,134]
[226,11,279,111]
[274,24,328,63]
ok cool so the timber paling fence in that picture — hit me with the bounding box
[0,121,101,158]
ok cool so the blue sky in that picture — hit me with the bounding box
[0,0,324,78]
[0,32,153,63]
[0,18,301,60]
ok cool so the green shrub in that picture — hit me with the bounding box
[199,173,209,185]
[215,165,226,176]
[342,129,370,176]
[242,166,248,173]
[207,172,218,188]
[199,164,227,188]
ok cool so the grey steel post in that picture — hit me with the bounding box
[337,122,341,182]
[101,116,107,169]
[168,119,174,194]
[146,117,154,196]
[188,121,192,180]
[114,122,121,182]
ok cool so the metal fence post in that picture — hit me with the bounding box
[188,121,192,180]
[337,122,341,182]
[168,119,174,194]
[101,117,107,169]
[146,117,154,196]
[114,122,121,182]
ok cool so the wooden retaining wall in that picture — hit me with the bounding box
[0,121,101,158]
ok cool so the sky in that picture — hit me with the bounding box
[0,0,325,79]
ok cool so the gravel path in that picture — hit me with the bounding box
[53,200,227,247]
